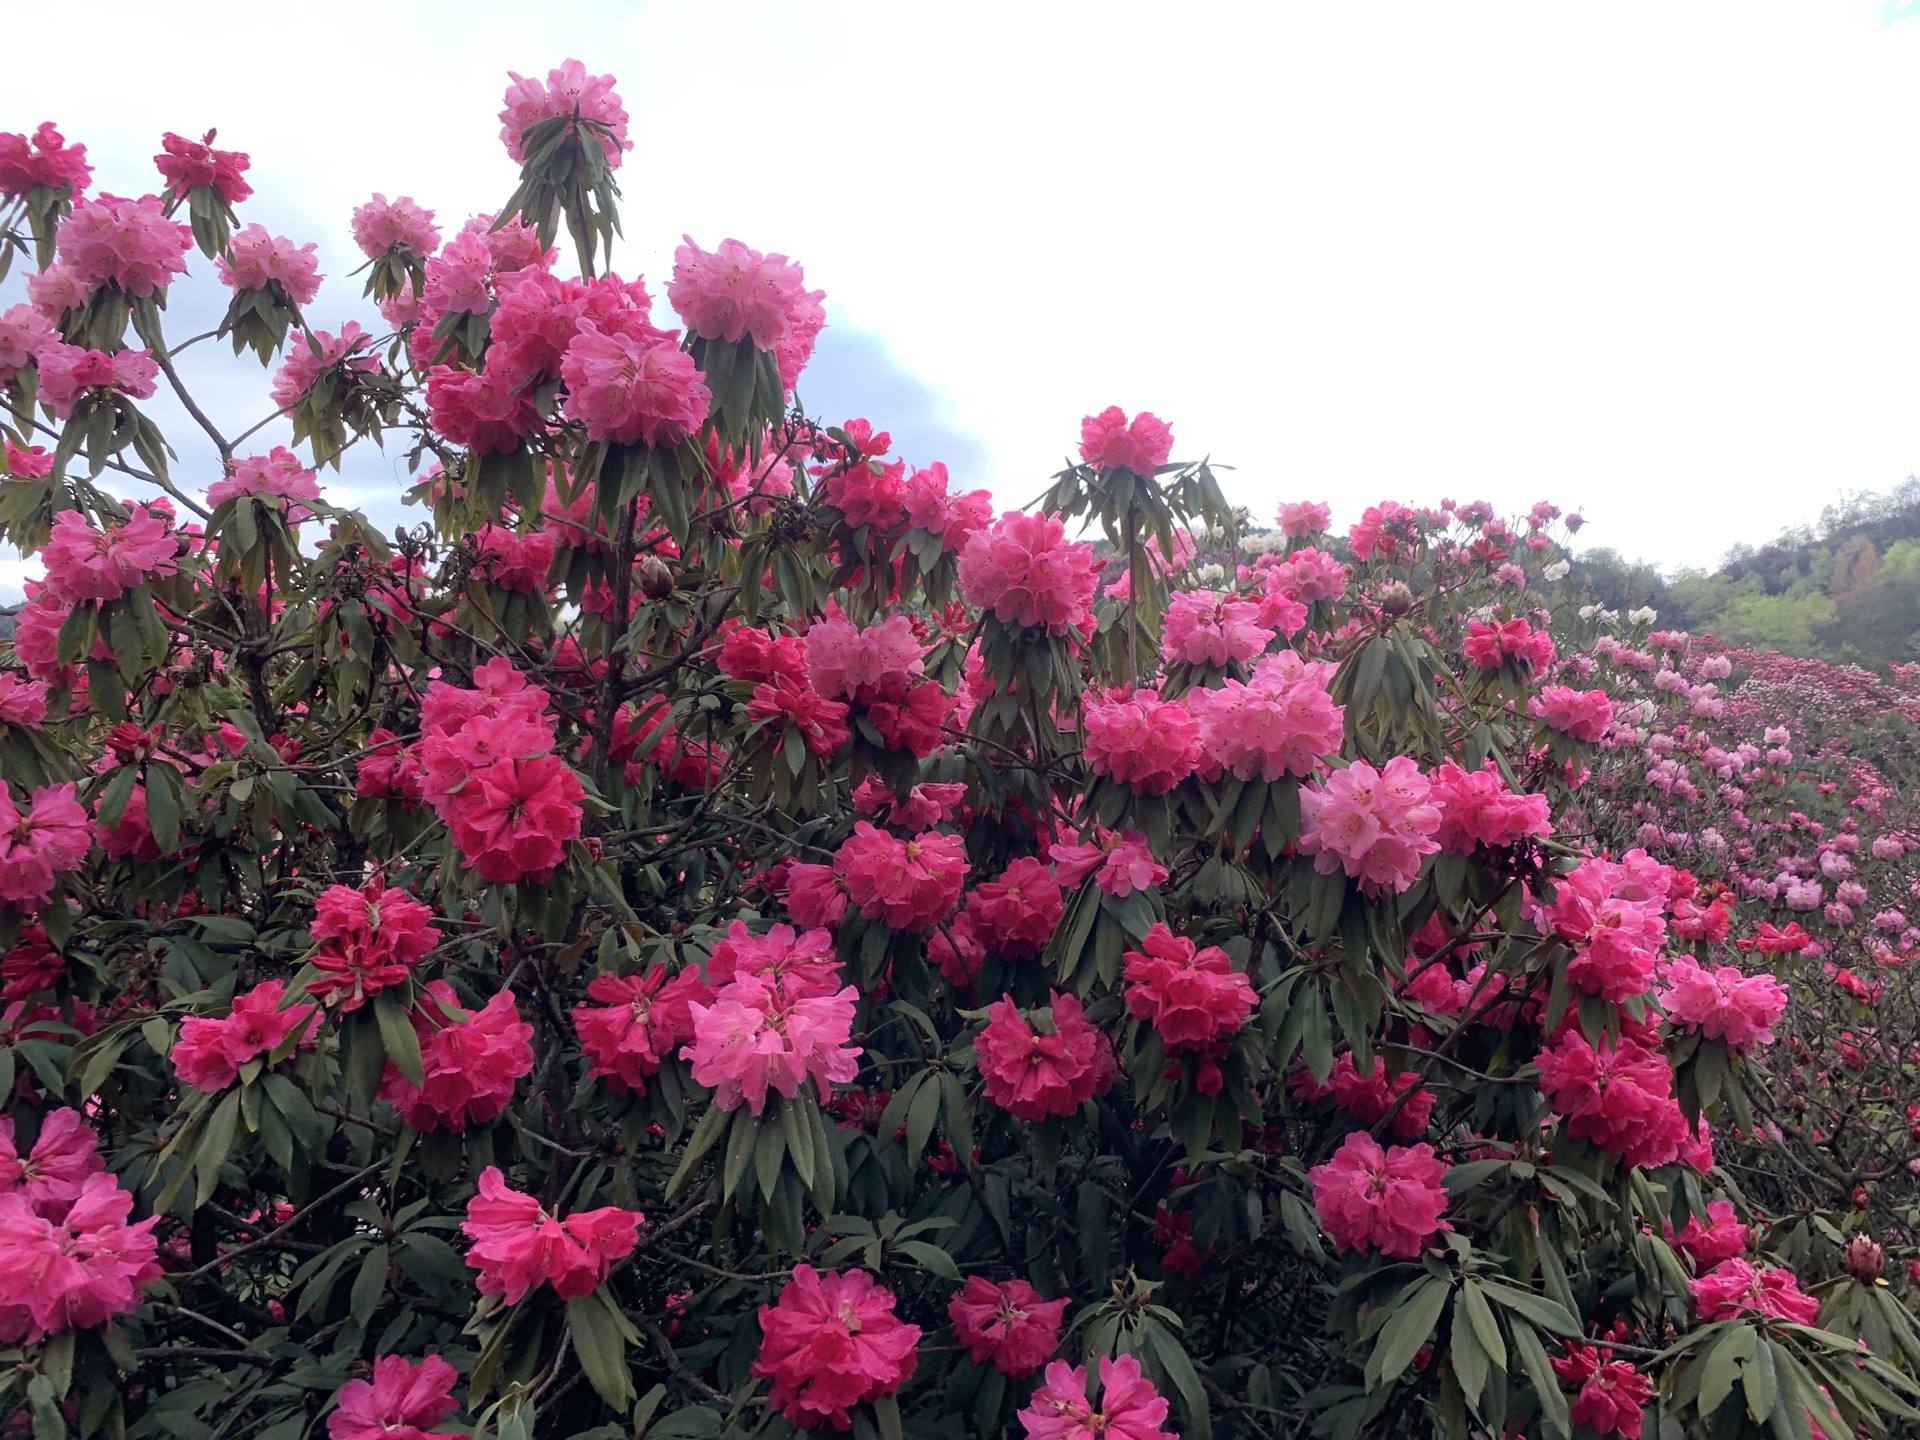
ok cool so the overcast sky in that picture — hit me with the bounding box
[5,0,1920,598]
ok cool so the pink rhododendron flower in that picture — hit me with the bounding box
[1428,761,1552,853]
[1018,1354,1174,1440]
[3,442,53,478]
[683,973,861,1115]
[0,303,56,384]
[1078,407,1174,477]
[1658,957,1786,1054]
[94,782,168,863]
[747,673,851,757]
[1189,652,1345,783]
[0,123,91,199]
[1081,689,1201,796]
[573,965,712,1094]
[753,1265,921,1430]
[903,462,993,550]
[1160,590,1273,667]
[0,1108,103,1210]
[1122,922,1256,1065]
[1670,1199,1749,1269]
[442,754,584,884]
[1690,1258,1821,1324]
[499,60,632,169]
[837,823,968,933]
[785,862,849,931]
[1309,1131,1449,1258]
[1326,1052,1435,1138]
[379,982,534,1132]
[958,511,1100,636]
[154,131,251,205]
[0,675,49,732]
[55,192,191,297]
[706,922,845,997]
[351,194,441,259]
[269,322,379,412]
[1551,1347,1652,1438]
[425,367,542,456]
[1347,500,1416,562]
[561,321,711,447]
[948,1275,1067,1378]
[1298,756,1443,896]
[327,1354,459,1440]
[171,980,317,1092]
[1049,829,1169,898]
[215,224,321,305]
[963,857,1064,961]
[461,1165,641,1303]
[852,777,969,831]
[0,1171,160,1343]
[1464,617,1555,672]
[207,447,323,516]
[668,236,824,349]
[471,524,557,592]
[1277,500,1331,537]
[305,877,439,1012]
[1534,1024,1686,1167]
[859,672,947,754]
[805,611,924,704]
[976,991,1115,1120]
[36,344,160,420]
[0,783,94,909]
[1529,684,1613,742]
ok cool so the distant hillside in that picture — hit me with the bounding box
[1574,478,1920,664]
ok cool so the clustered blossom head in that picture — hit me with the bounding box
[1160,590,1274,668]
[0,783,92,910]
[1298,756,1443,895]
[1277,500,1332,537]
[1188,652,1345,783]
[500,59,632,169]
[1551,1347,1653,1438]
[1534,1022,1688,1167]
[1670,1199,1749,1269]
[54,192,192,297]
[682,965,861,1116]
[1689,1258,1821,1324]
[171,980,317,1092]
[976,991,1115,1120]
[0,1168,160,1343]
[669,236,825,351]
[1658,956,1786,1054]
[269,322,380,413]
[461,1165,641,1302]
[1428,761,1552,854]
[1309,1131,1450,1258]
[572,964,710,1094]
[1323,1052,1435,1138]
[1018,1354,1175,1440]
[154,131,251,205]
[1078,407,1174,477]
[36,345,160,421]
[327,1355,459,1440]
[805,612,924,704]
[0,123,92,199]
[1528,685,1613,742]
[351,194,441,259]
[1049,828,1169,898]
[963,857,1064,961]
[0,303,56,385]
[1082,689,1201,796]
[305,877,438,1012]
[208,447,323,516]
[948,1276,1068,1378]
[560,320,711,447]
[379,982,534,1131]
[753,1265,921,1430]
[0,1108,104,1209]
[1122,923,1256,1091]
[1544,856,1670,1004]
[1463,617,1556,672]
[959,511,1100,636]
[836,823,968,934]
[215,224,322,305]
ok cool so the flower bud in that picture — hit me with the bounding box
[1377,581,1414,616]
[1844,1233,1884,1283]
[636,555,674,601]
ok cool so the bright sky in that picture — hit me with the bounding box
[6,0,1920,598]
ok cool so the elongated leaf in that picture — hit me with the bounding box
[1508,1320,1570,1440]
[1369,1278,1452,1390]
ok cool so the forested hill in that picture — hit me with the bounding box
[1574,477,1920,664]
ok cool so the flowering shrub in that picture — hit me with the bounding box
[0,66,1917,1440]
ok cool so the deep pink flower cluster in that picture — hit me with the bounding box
[1527,685,1614,742]
[154,132,251,205]
[668,236,825,352]
[327,1355,459,1440]
[305,877,439,1012]
[379,981,534,1132]
[172,979,317,1092]
[1188,652,1345,783]
[499,59,632,169]
[1160,590,1273,667]
[1261,545,1347,602]
[1544,857,1668,1004]
[0,123,91,198]
[0,1109,103,1209]
[1464,617,1556,672]
[351,194,441,259]
[462,1165,641,1303]
[572,965,710,1095]
[959,511,1100,636]
[1049,828,1169,898]
[1122,924,1256,1088]
[752,1265,921,1430]
[1689,1258,1821,1324]
[1298,756,1443,895]
[1078,407,1174,477]
[1082,689,1199,795]
[747,673,851,757]
[976,991,1115,1120]
[1308,1131,1450,1258]
[1670,1199,1749,1269]
[1325,1052,1435,1138]
[207,447,323,516]
[216,224,322,305]
[1018,1355,1174,1440]
[0,782,92,909]
[1428,761,1552,854]
[36,345,160,420]
[805,612,925,704]
[836,823,968,933]
[1658,957,1786,1054]
[0,675,49,733]
[54,192,191,298]
[948,1276,1068,1378]
[0,1161,159,1344]
[963,857,1064,961]
[682,958,861,1117]
[1534,1023,1687,1167]
[903,462,993,551]
[1551,1347,1653,1438]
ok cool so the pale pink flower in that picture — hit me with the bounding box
[500,60,632,169]
[682,975,861,1116]
[351,194,441,259]
[1018,1355,1174,1440]
[1159,590,1273,667]
[35,345,159,421]
[1658,957,1786,1054]
[668,236,823,349]
[560,321,711,447]
[805,611,924,704]
[1298,756,1442,895]
[215,224,321,305]
[38,505,177,603]
[1277,500,1331,537]
[54,192,191,297]
[1188,651,1344,783]
[207,447,322,515]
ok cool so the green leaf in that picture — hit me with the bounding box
[144,762,182,854]
[195,1089,242,1207]
[754,1108,786,1200]
[349,1242,389,1330]
[373,991,425,1087]
[568,1286,638,1412]
[905,1073,942,1170]
[1450,1293,1491,1410]
[1746,1336,1780,1423]
[1144,1321,1213,1440]
[1699,1325,1758,1418]
[1459,1281,1507,1373]
[1481,1282,1581,1337]
[665,1099,730,1200]
[892,1239,961,1280]
[1508,1320,1570,1440]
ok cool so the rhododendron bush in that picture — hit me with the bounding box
[1,67,1919,1440]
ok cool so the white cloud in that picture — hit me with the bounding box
[5,0,1919,583]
